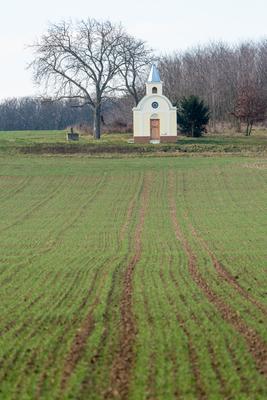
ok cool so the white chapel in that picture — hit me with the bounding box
[133,64,177,143]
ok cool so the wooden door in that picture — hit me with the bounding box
[150,119,160,140]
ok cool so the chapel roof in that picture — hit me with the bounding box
[147,64,161,83]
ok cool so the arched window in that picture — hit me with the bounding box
[152,87,157,94]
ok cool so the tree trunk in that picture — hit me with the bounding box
[245,118,253,136]
[94,104,101,140]
[191,122,194,137]
[236,118,242,133]
[248,121,253,136]
[246,121,249,136]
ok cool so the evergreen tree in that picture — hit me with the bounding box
[176,95,210,137]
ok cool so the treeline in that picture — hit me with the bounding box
[0,97,94,131]
[160,40,267,130]
[0,39,266,132]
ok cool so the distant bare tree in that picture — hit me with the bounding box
[29,19,131,139]
[231,83,267,135]
[159,53,183,104]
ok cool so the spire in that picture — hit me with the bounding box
[147,64,161,83]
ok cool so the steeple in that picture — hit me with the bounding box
[146,64,163,95]
[147,64,161,83]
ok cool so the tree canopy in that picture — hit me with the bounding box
[30,19,151,139]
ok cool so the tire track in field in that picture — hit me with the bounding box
[0,175,106,290]
[1,175,108,395]
[35,258,110,399]
[181,169,267,319]
[168,261,237,399]
[105,175,150,400]
[58,254,120,392]
[0,177,68,233]
[0,176,32,202]
[4,265,100,396]
[140,259,161,400]
[2,174,119,397]
[224,336,251,395]
[1,266,66,338]
[77,178,144,400]
[59,300,98,392]
[188,222,267,317]
[210,167,267,290]
[119,176,142,243]
[35,176,131,397]
[77,258,127,399]
[3,260,107,399]
[11,348,39,400]
[179,316,207,400]
[58,258,115,393]
[159,263,206,400]
[206,340,228,398]
[119,196,136,241]
[57,176,141,396]
[168,172,267,379]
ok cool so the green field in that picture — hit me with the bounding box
[0,132,267,399]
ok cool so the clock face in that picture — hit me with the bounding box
[152,101,159,109]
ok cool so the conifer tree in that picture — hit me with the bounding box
[177,95,210,137]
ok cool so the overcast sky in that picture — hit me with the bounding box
[0,0,266,100]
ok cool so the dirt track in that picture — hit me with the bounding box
[105,176,150,399]
[188,222,267,316]
[168,172,267,379]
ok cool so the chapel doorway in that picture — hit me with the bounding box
[150,119,160,140]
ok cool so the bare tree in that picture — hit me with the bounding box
[119,37,154,105]
[231,83,266,135]
[29,19,130,139]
